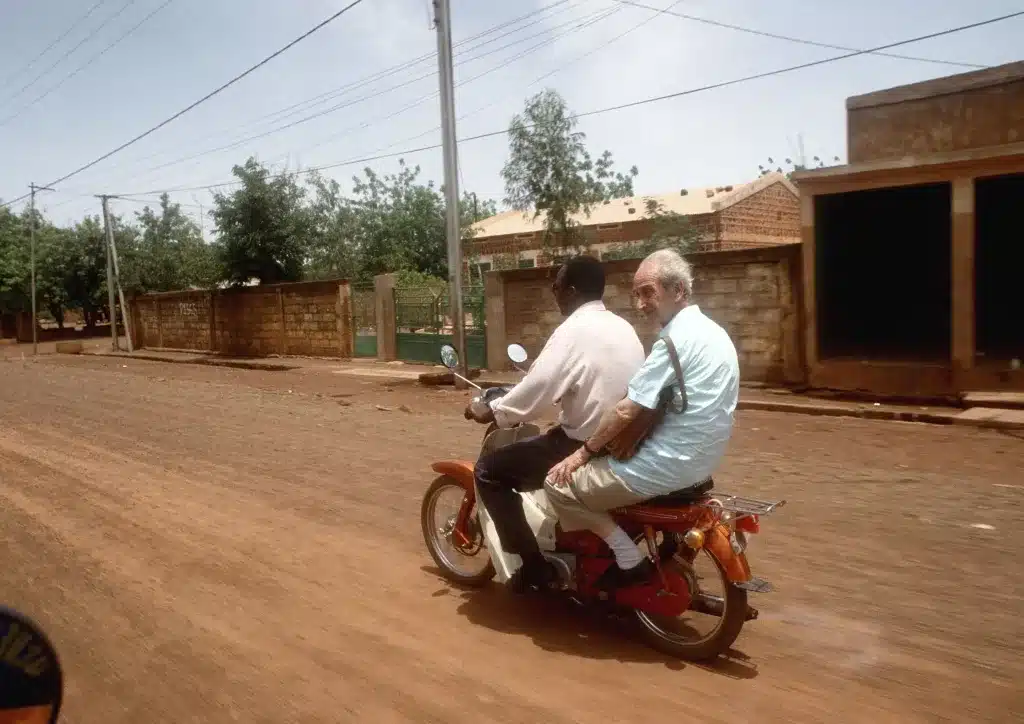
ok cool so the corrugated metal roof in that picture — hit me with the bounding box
[469,173,795,239]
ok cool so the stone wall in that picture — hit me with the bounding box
[488,245,805,384]
[847,60,1024,163]
[130,280,353,358]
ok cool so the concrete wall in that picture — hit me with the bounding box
[847,60,1024,163]
[487,244,805,384]
[131,280,354,358]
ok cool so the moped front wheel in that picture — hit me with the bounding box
[421,476,495,587]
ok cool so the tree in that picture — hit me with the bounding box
[131,193,218,291]
[758,155,841,179]
[602,198,701,261]
[501,89,637,251]
[211,158,313,285]
[0,206,28,312]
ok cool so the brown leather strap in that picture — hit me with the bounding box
[661,335,687,414]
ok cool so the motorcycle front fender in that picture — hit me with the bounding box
[431,460,477,498]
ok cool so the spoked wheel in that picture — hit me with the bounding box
[633,533,748,661]
[421,475,495,587]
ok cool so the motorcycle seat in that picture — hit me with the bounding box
[641,478,714,507]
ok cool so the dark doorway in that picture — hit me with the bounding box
[815,182,951,361]
[975,172,1024,363]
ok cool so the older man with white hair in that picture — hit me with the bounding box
[545,248,740,592]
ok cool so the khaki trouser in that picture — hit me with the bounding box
[544,456,645,538]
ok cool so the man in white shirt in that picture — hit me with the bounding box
[546,249,740,592]
[466,255,644,594]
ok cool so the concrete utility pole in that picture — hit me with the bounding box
[100,195,118,351]
[28,183,54,355]
[433,0,468,382]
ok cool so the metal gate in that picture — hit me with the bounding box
[351,283,377,357]
[394,283,486,368]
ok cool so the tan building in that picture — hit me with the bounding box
[794,60,1024,398]
[464,172,800,276]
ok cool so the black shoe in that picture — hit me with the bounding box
[507,559,559,595]
[595,558,655,593]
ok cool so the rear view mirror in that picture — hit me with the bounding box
[439,344,460,370]
[0,606,63,723]
[506,344,528,365]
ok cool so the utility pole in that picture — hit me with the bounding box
[28,183,54,355]
[433,0,467,381]
[100,195,118,351]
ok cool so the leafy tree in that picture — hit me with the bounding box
[131,193,218,291]
[211,158,313,285]
[0,206,28,312]
[758,155,841,179]
[601,198,702,261]
[501,89,638,251]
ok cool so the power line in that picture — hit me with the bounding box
[103,4,612,185]
[612,0,988,70]
[0,0,139,107]
[37,0,371,190]
[0,0,109,92]
[1,0,176,128]
[111,9,1024,198]
[94,0,576,175]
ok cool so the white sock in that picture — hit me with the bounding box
[603,528,644,569]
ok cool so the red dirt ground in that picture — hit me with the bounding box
[1,354,1021,723]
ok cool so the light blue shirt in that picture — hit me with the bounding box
[608,305,739,498]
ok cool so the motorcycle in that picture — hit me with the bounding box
[421,343,785,662]
[0,606,64,724]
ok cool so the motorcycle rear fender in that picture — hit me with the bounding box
[431,461,477,498]
[703,523,752,584]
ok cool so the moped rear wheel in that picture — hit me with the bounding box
[634,546,747,662]
[421,475,495,587]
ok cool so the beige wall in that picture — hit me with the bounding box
[487,245,805,384]
[131,280,353,358]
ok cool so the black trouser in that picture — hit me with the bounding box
[474,426,582,559]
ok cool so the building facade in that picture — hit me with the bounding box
[464,172,800,277]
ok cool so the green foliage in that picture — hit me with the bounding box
[601,198,701,261]
[501,89,638,251]
[211,158,313,286]
[131,193,219,291]
[0,206,28,311]
[758,155,840,179]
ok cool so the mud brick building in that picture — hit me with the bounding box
[465,172,800,274]
[795,60,1024,398]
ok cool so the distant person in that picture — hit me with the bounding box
[465,255,644,593]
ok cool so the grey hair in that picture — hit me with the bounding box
[644,248,693,296]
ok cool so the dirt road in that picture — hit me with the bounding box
[1,355,1021,723]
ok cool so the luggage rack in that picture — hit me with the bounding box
[700,493,786,516]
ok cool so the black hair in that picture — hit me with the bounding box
[560,254,605,300]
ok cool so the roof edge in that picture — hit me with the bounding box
[846,60,1024,111]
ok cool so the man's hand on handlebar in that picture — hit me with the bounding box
[464,397,496,424]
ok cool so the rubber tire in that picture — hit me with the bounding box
[421,475,496,588]
[634,556,748,662]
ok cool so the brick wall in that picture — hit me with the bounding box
[130,279,353,358]
[490,244,805,384]
[847,61,1024,163]
[715,182,800,249]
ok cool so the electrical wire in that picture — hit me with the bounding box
[109,8,1024,199]
[0,0,109,92]
[37,0,371,191]
[106,4,611,184]
[0,0,139,107]
[612,0,988,70]
[0,0,176,128]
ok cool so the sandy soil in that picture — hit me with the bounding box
[1,354,1022,723]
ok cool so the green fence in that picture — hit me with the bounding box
[393,283,486,367]
[352,283,376,358]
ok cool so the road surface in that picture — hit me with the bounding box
[1,354,1021,723]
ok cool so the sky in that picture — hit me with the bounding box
[0,0,1021,231]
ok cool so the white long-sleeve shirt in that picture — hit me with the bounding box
[491,300,645,441]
